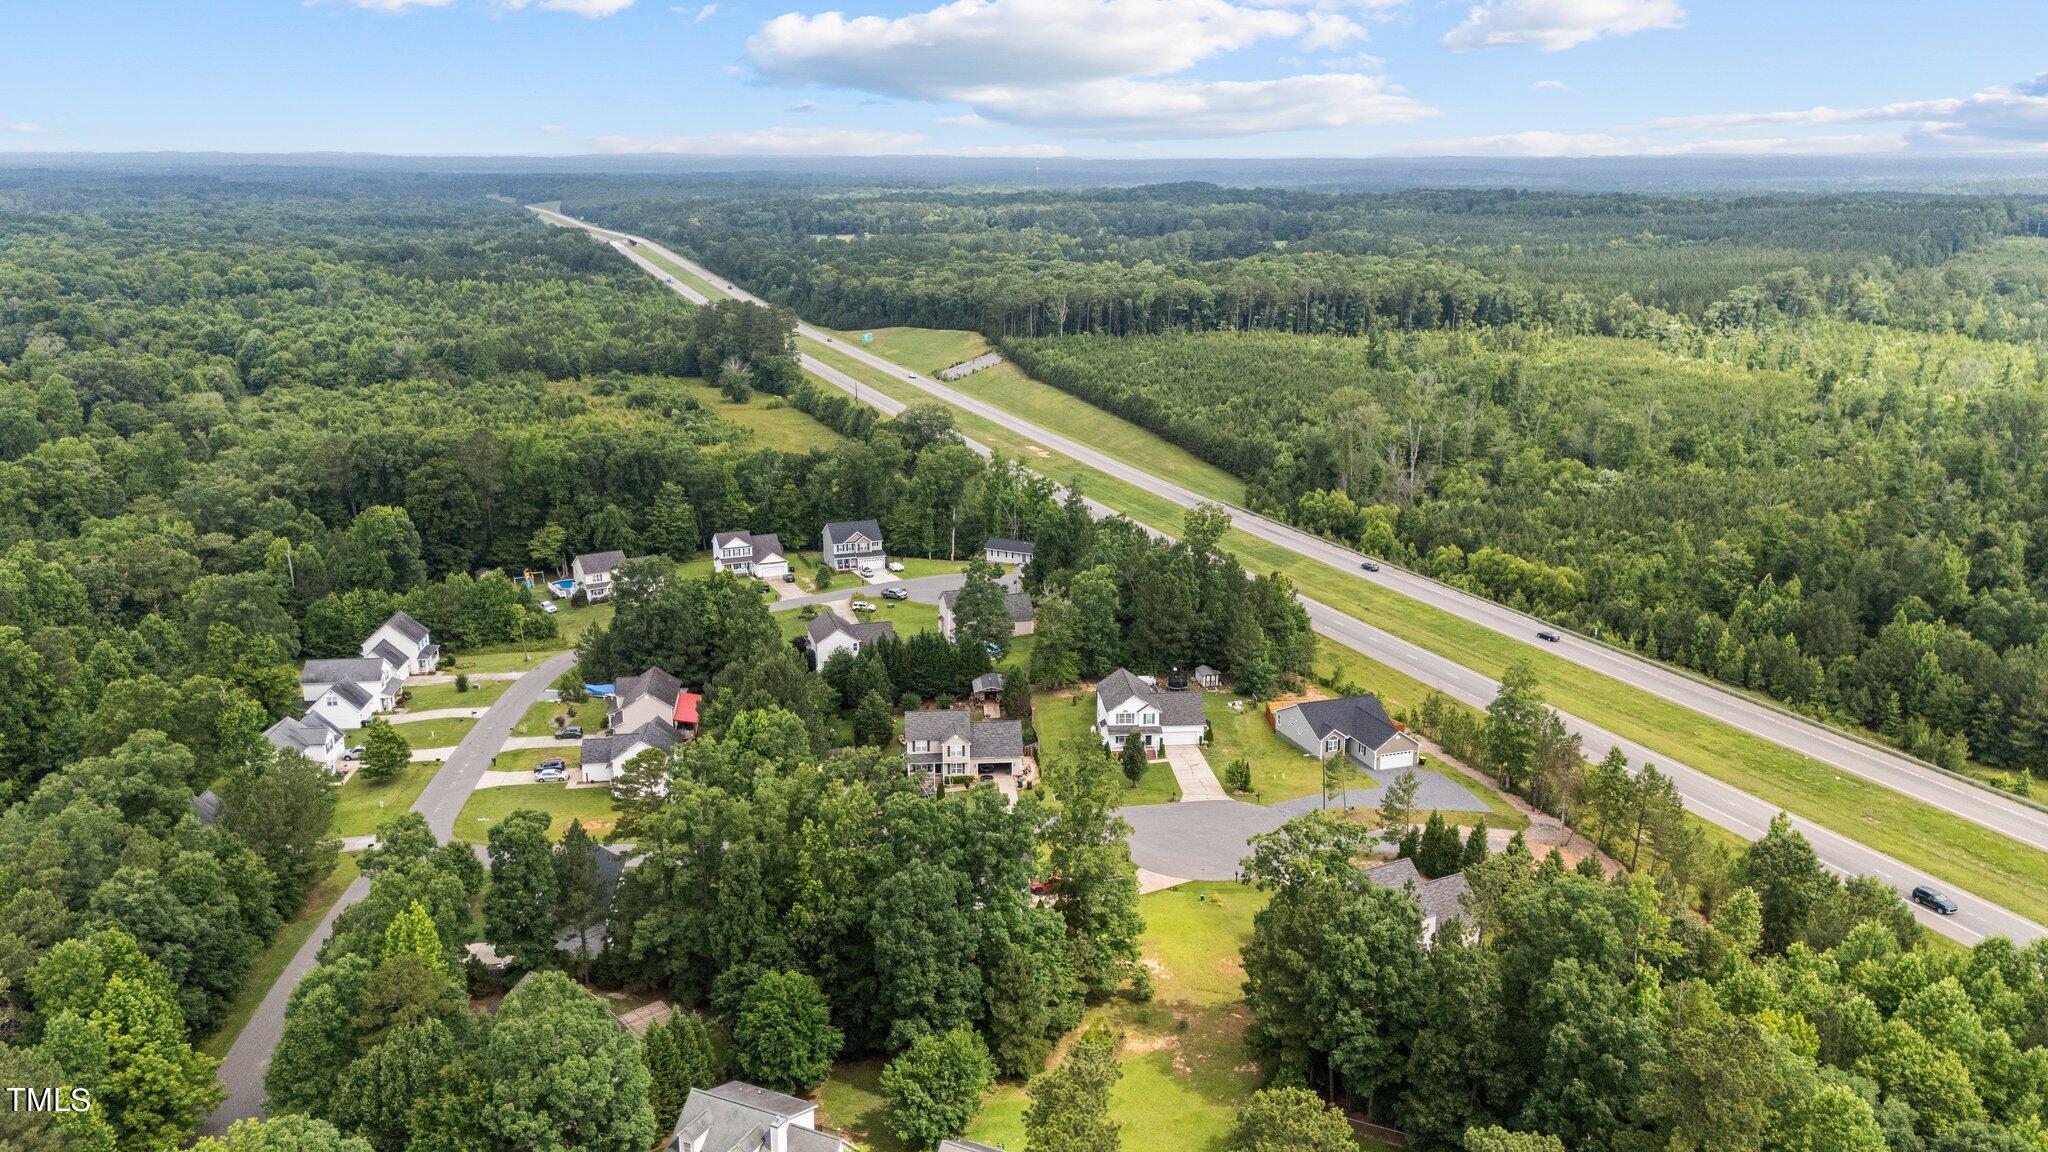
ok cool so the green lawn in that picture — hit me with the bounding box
[829,326,985,375]
[888,556,971,579]
[801,328,2048,927]
[332,762,436,838]
[964,882,1275,1152]
[513,698,607,738]
[384,715,477,749]
[405,678,513,712]
[453,781,621,845]
[854,598,942,637]
[448,648,562,675]
[201,853,361,1058]
[489,745,583,773]
[1032,687,1181,805]
[629,242,728,301]
[448,602,610,673]
[816,1060,909,1152]
[680,376,845,454]
[1203,692,1362,806]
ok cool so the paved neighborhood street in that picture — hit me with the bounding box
[202,650,577,1135]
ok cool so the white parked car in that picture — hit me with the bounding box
[850,599,876,612]
[886,561,905,573]
[540,601,558,614]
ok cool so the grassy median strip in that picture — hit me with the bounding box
[796,332,2048,926]
[629,243,728,301]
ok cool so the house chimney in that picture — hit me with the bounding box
[769,1117,789,1152]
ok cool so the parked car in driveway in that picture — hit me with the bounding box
[1912,886,1959,915]
[1536,630,1561,642]
[881,586,909,600]
[557,726,582,740]
[345,744,365,760]
[534,759,568,782]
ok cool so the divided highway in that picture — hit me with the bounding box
[533,206,2046,946]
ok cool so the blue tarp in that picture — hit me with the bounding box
[585,683,616,698]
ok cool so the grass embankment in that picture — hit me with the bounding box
[453,781,620,845]
[513,698,607,738]
[201,853,362,1058]
[629,242,729,301]
[406,678,513,712]
[796,328,2048,927]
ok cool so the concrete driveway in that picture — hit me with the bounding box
[770,571,991,613]
[1163,745,1227,802]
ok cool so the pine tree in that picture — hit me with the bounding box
[1119,733,1147,786]
[1462,818,1490,869]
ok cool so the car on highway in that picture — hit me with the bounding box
[907,373,920,380]
[534,759,569,782]
[1359,560,1380,572]
[1911,886,1959,915]
[540,601,557,614]
[1536,630,1561,643]
[881,586,909,600]
[850,599,876,612]
[557,726,582,740]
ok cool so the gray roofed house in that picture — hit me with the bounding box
[302,657,388,687]
[711,531,790,577]
[902,710,1026,777]
[612,666,686,730]
[191,789,222,826]
[1093,667,1208,754]
[581,719,681,785]
[264,713,345,770]
[937,589,1036,640]
[821,519,886,571]
[572,550,628,601]
[1274,694,1421,773]
[1366,858,1475,945]
[368,638,410,668]
[804,612,895,668]
[328,679,374,709]
[983,537,1035,565]
[384,610,430,644]
[668,1080,852,1152]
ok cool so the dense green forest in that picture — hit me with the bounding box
[580,180,2048,777]
[572,183,2048,341]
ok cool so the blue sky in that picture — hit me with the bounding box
[1,1,2043,158]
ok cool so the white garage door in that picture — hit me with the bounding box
[1376,749,1416,771]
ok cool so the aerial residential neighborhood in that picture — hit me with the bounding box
[10,7,2047,1152]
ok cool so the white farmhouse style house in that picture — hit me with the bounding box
[359,610,440,676]
[710,531,790,579]
[1093,668,1207,756]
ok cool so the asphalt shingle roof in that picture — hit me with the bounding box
[575,550,626,577]
[1367,859,1473,928]
[984,537,1034,555]
[902,711,1024,762]
[382,610,431,644]
[368,639,410,668]
[616,667,683,709]
[302,657,386,686]
[671,1082,849,1152]
[822,519,883,549]
[1287,694,1403,751]
[806,613,896,646]
[1096,668,1206,728]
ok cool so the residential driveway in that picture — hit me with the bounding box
[1163,745,1227,802]
[202,650,577,1136]
[769,571,1016,613]
[1119,800,1291,882]
[1269,767,1487,817]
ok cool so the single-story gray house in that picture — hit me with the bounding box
[937,589,1035,641]
[1273,694,1420,772]
[667,1081,852,1152]
[1367,857,1474,945]
[983,537,1035,566]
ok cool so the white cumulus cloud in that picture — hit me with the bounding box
[747,0,1432,140]
[1531,79,1572,91]
[1443,0,1682,52]
[593,126,1064,155]
[1647,73,2048,152]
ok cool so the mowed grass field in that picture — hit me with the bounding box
[453,781,621,844]
[331,762,435,838]
[384,715,477,749]
[676,375,845,454]
[794,326,2048,927]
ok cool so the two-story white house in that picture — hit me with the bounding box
[711,531,790,579]
[804,612,896,669]
[820,519,886,573]
[902,709,1026,781]
[1094,668,1207,757]
[302,657,401,730]
[571,550,627,602]
[359,610,441,677]
[262,713,347,772]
